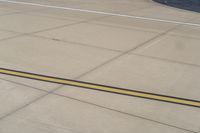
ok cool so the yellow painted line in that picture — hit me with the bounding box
[0,68,200,108]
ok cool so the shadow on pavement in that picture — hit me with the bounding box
[153,0,200,13]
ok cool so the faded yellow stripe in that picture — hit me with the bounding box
[0,69,199,107]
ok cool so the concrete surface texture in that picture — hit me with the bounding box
[0,0,199,133]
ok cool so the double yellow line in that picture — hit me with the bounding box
[0,68,200,108]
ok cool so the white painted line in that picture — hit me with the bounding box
[0,0,200,27]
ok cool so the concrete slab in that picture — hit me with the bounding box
[0,94,192,133]
[71,2,140,13]
[0,2,44,11]
[79,54,200,100]
[169,17,200,39]
[15,0,84,7]
[0,31,19,40]
[55,85,200,132]
[36,23,159,51]
[0,8,17,15]
[133,34,200,66]
[0,35,120,90]
[26,9,107,21]
[0,13,76,33]
[0,0,199,132]
[88,16,178,33]
[0,79,45,118]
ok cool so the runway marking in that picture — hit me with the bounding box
[0,68,200,108]
[0,0,200,27]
